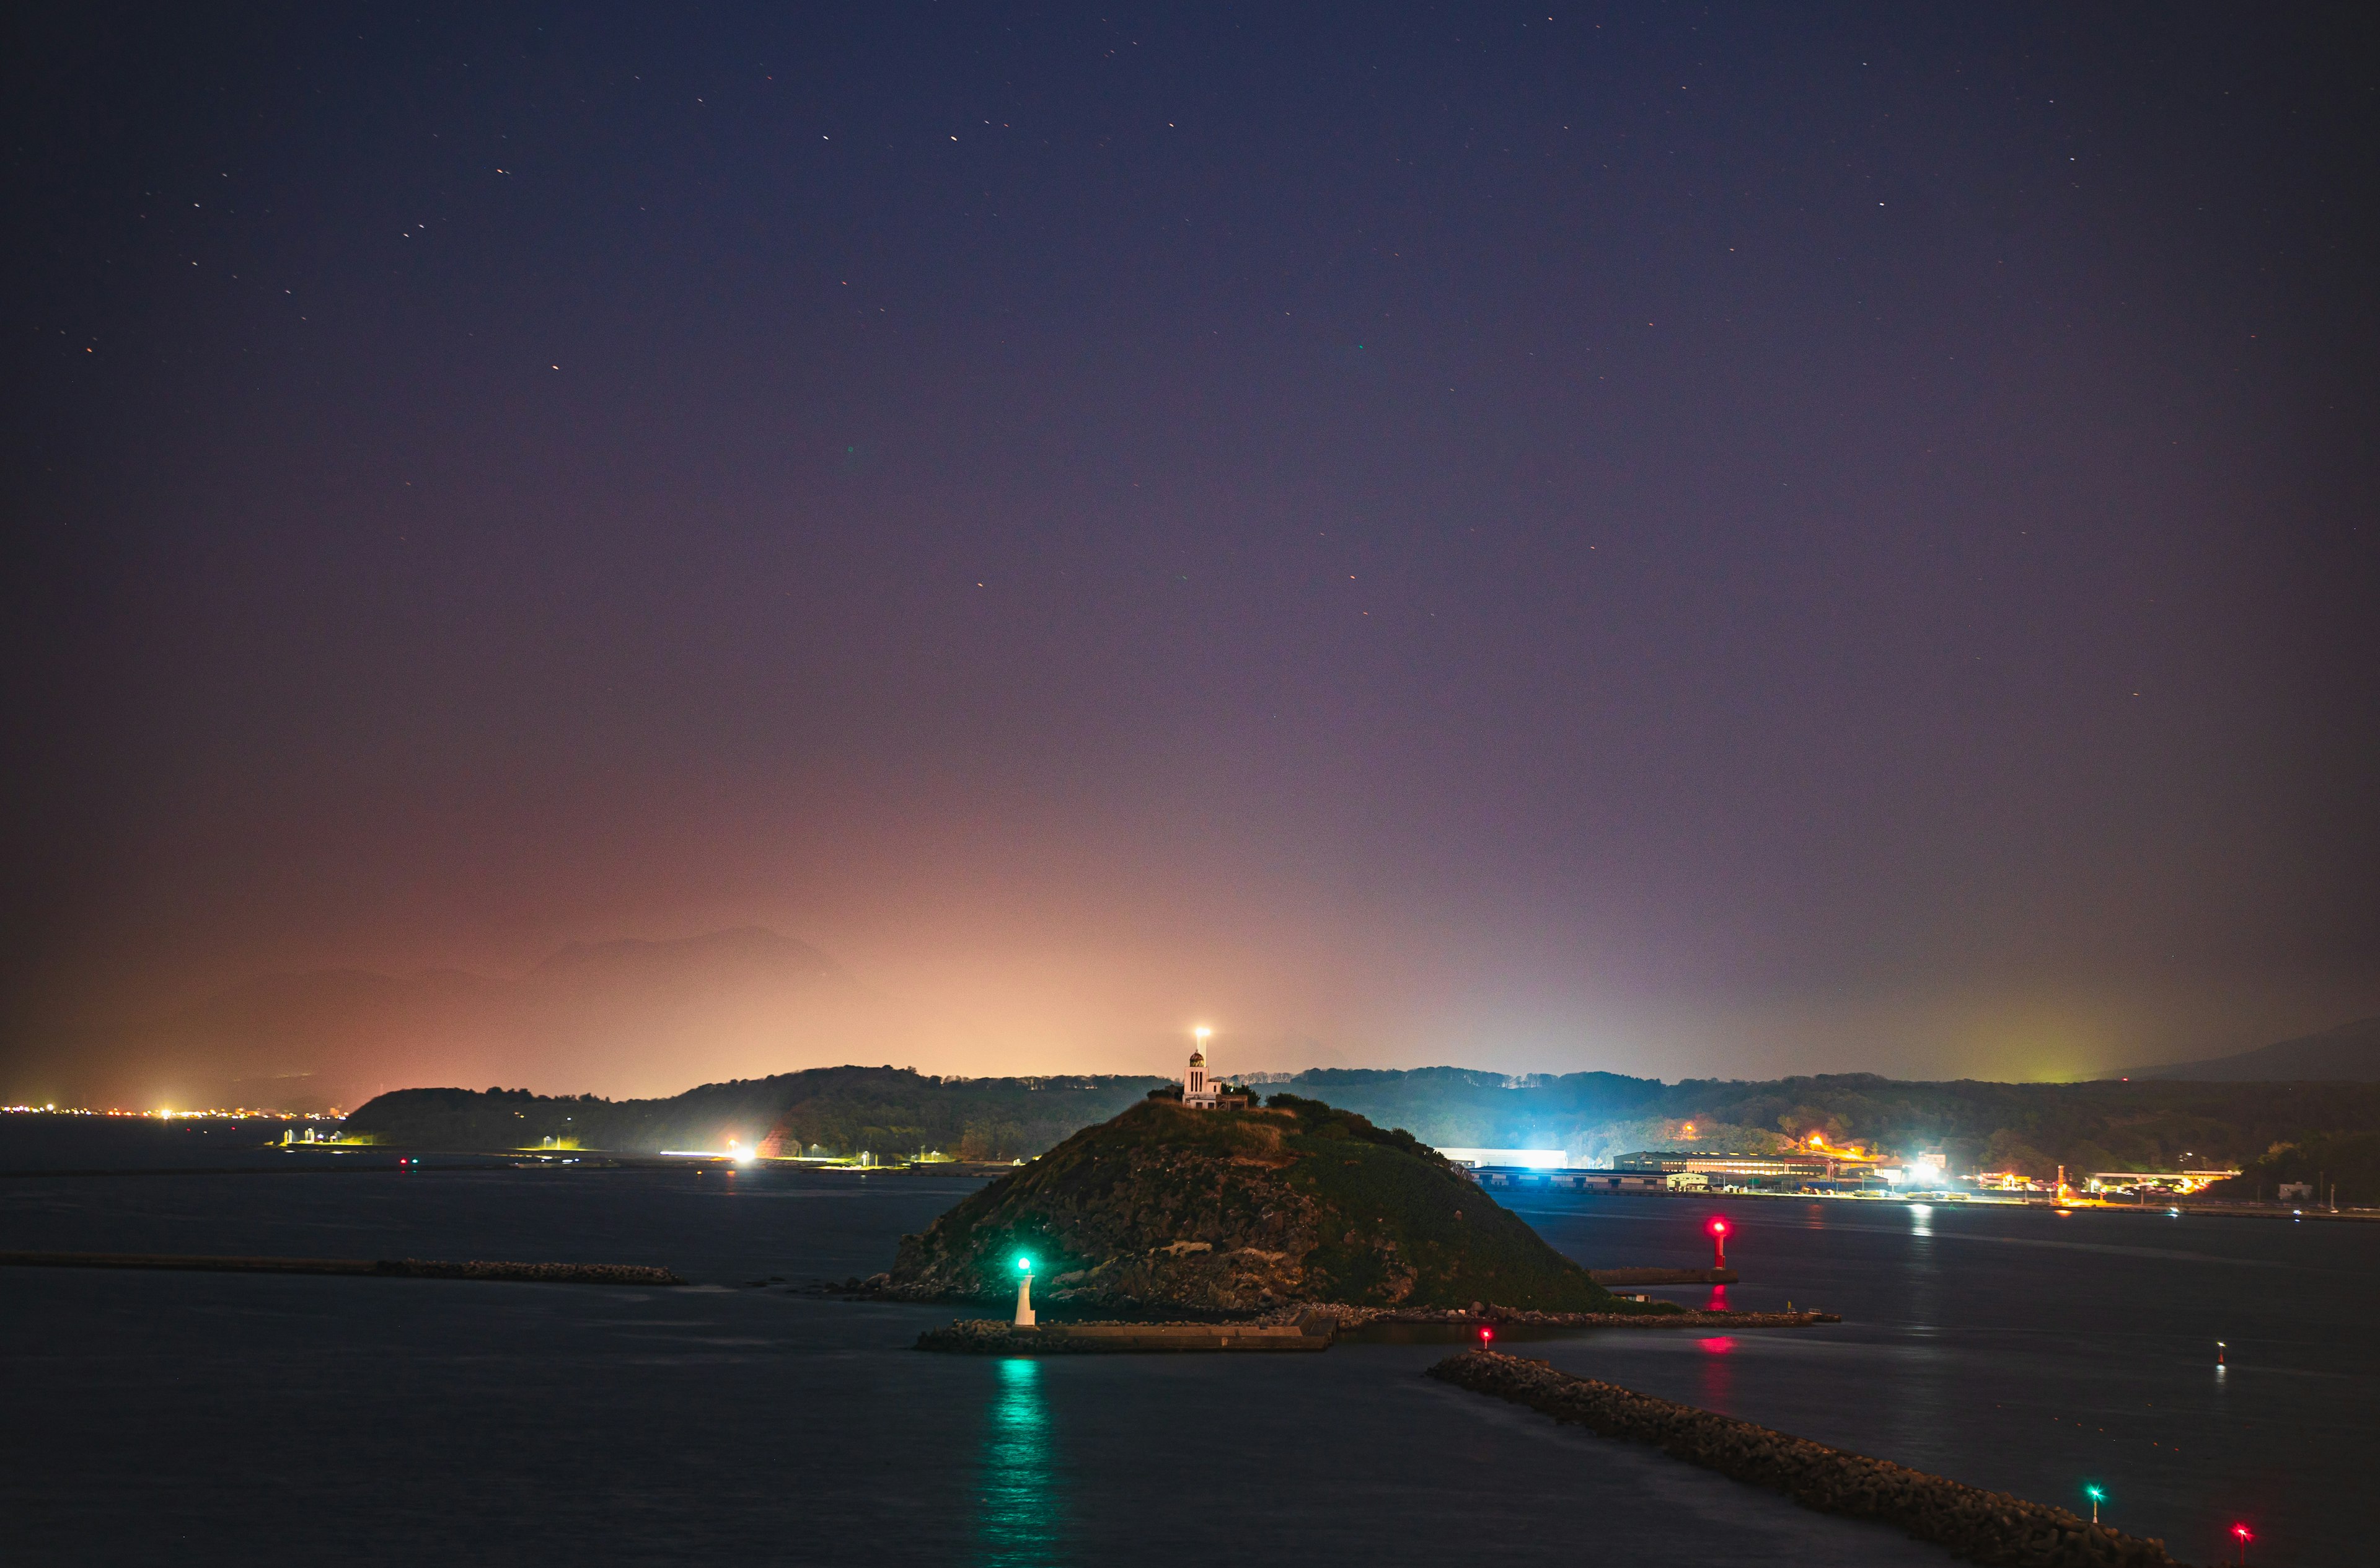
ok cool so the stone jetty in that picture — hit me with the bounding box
[1427,1349,2187,1567]
[0,1251,684,1286]
[1303,1302,1836,1329]
[920,1311,1339,1354]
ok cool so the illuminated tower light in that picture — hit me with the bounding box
[1013,1253,1036,1328]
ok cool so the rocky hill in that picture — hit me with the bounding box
[878,1092,1625,1314]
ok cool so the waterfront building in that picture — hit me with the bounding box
[1613,1149,1880,1186]
[1435,1147,1569,1171]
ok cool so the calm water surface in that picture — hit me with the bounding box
[2,1125,2368,1566]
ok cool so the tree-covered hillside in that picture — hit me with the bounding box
[885,1091,1626,1311]
[346,1067,1165,1158]
[1289,1068,2380,1177]
[346,1064,2380,1178]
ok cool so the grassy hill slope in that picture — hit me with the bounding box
[883,1093,1626,1313]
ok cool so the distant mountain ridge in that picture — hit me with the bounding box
[2112,1017,2380,1082]
[16,928,892,1111]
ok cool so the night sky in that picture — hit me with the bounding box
[5,4,2375,1094]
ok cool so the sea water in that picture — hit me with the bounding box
[1,1126,2367,1566]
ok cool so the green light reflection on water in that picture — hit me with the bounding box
[977,1355,1071,1567]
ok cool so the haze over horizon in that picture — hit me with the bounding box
[6,6,2376,1105]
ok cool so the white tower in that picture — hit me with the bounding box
[1184,1027,1218,1108]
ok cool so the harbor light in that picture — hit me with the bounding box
[1707,1215,1729,1269]
[2231,1523,2252,1564]
[2085,1484,2104,1525]
[1012,1253,1036,1328]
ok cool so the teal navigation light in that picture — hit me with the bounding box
[1011,1252,1038,1327]
[2085,1485,2105,1525]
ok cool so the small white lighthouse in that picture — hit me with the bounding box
[1183,1027,1220,1109]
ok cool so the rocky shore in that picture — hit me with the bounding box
[1427,1349,2187,1567]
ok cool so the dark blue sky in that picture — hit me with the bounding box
[5,3,2374,1086]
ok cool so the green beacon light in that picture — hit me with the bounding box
[2085,1485,2105,1525]
[1011,1253,1038,1328]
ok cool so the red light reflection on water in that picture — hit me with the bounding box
[1698,1333,1737,1410]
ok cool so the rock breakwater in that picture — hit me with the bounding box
[1287,1302,1837,1329]
[919,1311,1339,1354]
[0,1251,684,1286]
[1427,1349,2186,1567]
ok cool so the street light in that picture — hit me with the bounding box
[1013,1253,1037,1328]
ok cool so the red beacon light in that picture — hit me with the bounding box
[1706,1215,1729,1269]
[2231,1523,2253,1564]
[1479,1324,1495,1345]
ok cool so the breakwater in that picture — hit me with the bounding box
[1307,1303,1836,1329]
[0,1251,684,1285]
[920,1313,1338,1353]
[1427,1349,2185,1567]
[1588,1266,1739,1285]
